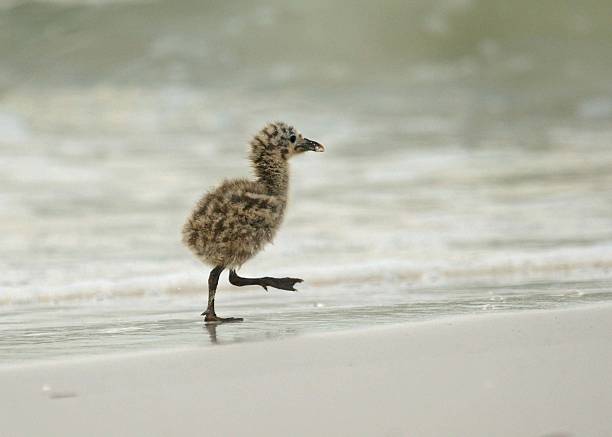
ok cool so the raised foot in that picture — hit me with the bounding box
[201,311,244,324]
[263,277,303,292]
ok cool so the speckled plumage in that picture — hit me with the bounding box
[182,121,324,322]
[183,122,298,268]
[182,178,286,268]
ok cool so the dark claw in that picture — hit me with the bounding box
[273,277,303,291]
[204,317,243,324]
[203,313,244,323]
[291,278,303,290]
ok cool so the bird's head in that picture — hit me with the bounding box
[250,121,325,162]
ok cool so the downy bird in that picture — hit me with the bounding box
[182,122,325,323]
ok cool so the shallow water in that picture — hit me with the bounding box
[2,279,612,364]
[1,0,612,364]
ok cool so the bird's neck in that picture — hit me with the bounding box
[252,152,289,196]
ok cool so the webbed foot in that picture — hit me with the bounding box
[201,311,244,324]
[263,277,303,291]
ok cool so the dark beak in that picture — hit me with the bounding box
[296,138,325,152]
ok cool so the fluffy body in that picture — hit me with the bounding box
[182,122,296,269]
[182,179,286,268]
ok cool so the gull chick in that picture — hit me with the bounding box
[182,121,325,323]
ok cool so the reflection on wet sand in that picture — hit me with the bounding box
[203,320,247,345]
[204,323,219,344]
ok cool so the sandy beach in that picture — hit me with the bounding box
[2,304,611,437]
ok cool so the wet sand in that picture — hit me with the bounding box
[2,304,611,437]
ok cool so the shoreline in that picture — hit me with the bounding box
[2,303,612,436]
[0,300,609,368]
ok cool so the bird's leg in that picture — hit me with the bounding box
[201,266,243,323]
[202,265,223,319]
[229,270,303,292]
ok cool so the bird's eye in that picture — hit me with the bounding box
[289,135,296,143]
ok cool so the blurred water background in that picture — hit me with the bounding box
[1,0,612,363]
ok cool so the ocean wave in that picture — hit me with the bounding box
[3,247,612,306]
[2,0,611,88]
